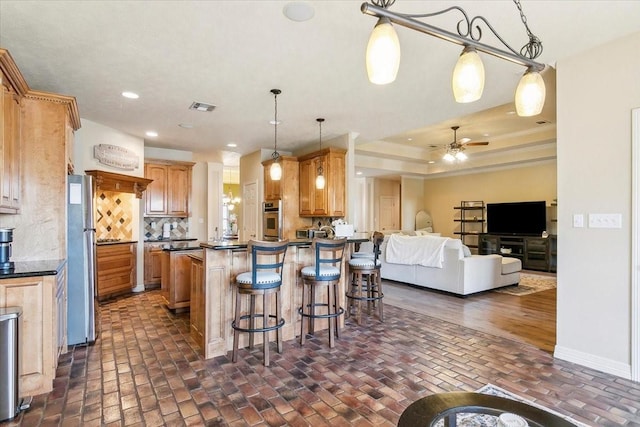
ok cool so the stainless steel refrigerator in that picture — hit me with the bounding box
[67,174,98,345]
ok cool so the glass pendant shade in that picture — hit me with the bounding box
[315,173,325,190]
[443,152,455,162]
[270,161,282,181]
[366,17,401,85]
[515,69,546,117]
[452,47,485,103]
[455,151,467,161]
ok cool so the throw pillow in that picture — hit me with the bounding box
[462,245,472,257]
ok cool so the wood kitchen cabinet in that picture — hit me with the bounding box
[143,242,165,287]
[0,265,65,397]
[189,253,204,348]
[261,156,309,240]
[161,249,200,310]
[96,242,137,300]
[144,160,195,217]
[262,155,298,202]
[298,147,346,217]
[0,57,23,214]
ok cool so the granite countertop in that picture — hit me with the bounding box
[161,241,205,251]
[0,259,65,280]
[96,240,138,246]
[144,238,198,243]
[200,233,370,251]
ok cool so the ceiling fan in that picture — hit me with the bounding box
[443,126,489,162]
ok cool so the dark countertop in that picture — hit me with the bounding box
[144,238,198,243]
[0,259,65,280]
[161,241,205,252]
[200,233,370,251]
[96,240,137,246]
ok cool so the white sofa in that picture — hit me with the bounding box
[364,235,521,296]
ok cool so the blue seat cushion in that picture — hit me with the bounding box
[301,265,341,280]
[236,271,282,289]
[348,258,381,268]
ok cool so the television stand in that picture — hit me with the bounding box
[479,234,556,272]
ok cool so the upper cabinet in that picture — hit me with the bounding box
[0,50,27,214]
[144,160,195,217]
[298,147,346,217]
[262,155,297,202]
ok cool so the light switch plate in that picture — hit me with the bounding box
[588,213,622,228]
[573,214,584,228]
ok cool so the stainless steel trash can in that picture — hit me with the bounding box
[0,307,21,422]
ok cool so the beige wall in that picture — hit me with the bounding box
[555,30,640,378]
[423,162,557,238]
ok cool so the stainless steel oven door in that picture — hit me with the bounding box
[262,201,282,241]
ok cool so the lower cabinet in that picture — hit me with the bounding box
[0,270,64,397]
[143,242,164,287]
[96,243,137,300]
[161,250,199,310]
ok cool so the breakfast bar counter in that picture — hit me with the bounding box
[195,235,369,359]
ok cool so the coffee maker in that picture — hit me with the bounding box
[0,228,14,271]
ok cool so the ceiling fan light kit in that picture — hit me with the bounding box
[443,125,487,162]
[361,0,546,116]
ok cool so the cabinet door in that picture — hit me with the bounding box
[174,253,192,306]
[299,159,313,216]
[145,164,168,215]
[1,84,21,213]
[326,152,345,216]
[167,165,191,216]
[96,244,136,299]
[143,244,164,286]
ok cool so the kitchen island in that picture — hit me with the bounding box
[196,234,369,359]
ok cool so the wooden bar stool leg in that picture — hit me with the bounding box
[300,282,307,345]
[309,285,316,335]
[263,292,270,366]
[377,271,384,322]
[232,291,242,362]
[356,272,363,326]
[249,295,256,349]
[333,282,341,339]
[276,289,283,353]
[328,283,335,348]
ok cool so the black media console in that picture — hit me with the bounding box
[478,233,557,272]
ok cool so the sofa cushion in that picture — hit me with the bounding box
[462,245,472,257]
[501,257,522,275]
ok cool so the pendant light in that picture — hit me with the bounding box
[515,67,546,117]
[269,89,282,181]
[452,46,485,103]
[366,17,401,85]
[315,118,325,190]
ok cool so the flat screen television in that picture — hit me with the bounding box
[486,201,547,236]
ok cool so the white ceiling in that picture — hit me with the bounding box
[1,1,639,177]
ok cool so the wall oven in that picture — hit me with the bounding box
[262,201,282,241]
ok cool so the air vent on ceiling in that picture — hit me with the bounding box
[189,102,216,112]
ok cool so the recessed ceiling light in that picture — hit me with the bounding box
[428,160,436,164]
[146,131,158,137]
[283,2,314,22]
[407,138,413,141]
[122,91,139,99]
[506,111,516,115]
[179,123,194,129]
[269,120,282,125]
[227,143,237,148]
[356,171,363,175]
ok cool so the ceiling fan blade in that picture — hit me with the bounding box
[464,141,489,146]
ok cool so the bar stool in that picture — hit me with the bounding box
[299,237,347,348]
[346,232,385,325]
[232,239,289,366]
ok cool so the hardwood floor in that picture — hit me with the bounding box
[382,273,557,352]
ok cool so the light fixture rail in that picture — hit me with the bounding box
[360,2,545,72]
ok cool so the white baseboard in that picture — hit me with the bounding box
[554,345,631,380]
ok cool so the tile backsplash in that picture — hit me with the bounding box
[143,218,189,240]
[95,191,134,240]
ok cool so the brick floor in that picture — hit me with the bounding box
[2,289,640,426]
